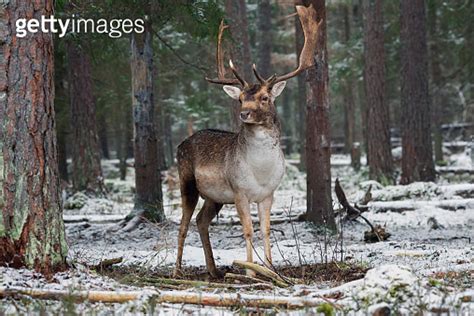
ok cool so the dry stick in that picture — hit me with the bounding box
[0,286,328,309]
[93,257,123,273]
[334,179,382,242]
[232,260,289,288]
[249,241,296,286]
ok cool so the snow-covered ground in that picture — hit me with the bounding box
[1,154,473,314]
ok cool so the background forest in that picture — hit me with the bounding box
[0,0,473,314]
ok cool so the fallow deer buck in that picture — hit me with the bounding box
[174,4,321,278]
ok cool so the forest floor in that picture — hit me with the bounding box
[1,152,473,315]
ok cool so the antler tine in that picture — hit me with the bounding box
[252,64,265,84]
[268,4,321,85]
[229,60,248,87]
[205,20,242,86]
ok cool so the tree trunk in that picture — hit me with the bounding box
[164,107,174,167]
[155,70,167,171]
[97,114,110,160]
[130,22,164,222]
[427,1,443,163]
[342,4,358,169]
[67,41,105,195]
[400,0,436,184]
[0,0,67,274]
[462,0,473,138]
[295,14,307,171]
[362,0,393,183]
[257,0,272,78]
[57,132,69,182]
[305,0,335,229]
[282,91,293,155]
[225,0,252,129]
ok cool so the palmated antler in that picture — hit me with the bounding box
[253,4,322,86]
[205,20,247,87]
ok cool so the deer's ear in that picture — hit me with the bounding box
[271,81,287,100]
[223,85,242,100]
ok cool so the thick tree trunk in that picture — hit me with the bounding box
[362,0,393,183]
[400,0,436,184]
[130,23,164,222]
[67,41,105,195]
[305,0,335,229]
[0,4,7,208]
[257,0,272,78]
[427,1,443,163]
[0,0,67,274]
[225,0,252,129]
[295,15,307,171]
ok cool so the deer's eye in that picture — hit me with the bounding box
[261,95,269,102]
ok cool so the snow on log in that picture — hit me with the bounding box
[0,286,328,308]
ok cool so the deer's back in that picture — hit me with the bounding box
[177,129,238,203]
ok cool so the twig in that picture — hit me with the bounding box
[286,197,305,266]
[154,32,208,74]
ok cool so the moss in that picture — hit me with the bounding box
[316,302,335,316]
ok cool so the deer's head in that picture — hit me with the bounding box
[206,4,321,127]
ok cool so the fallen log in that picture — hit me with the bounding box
[0,286,328,309]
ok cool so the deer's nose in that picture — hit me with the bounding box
[240,111,251,121]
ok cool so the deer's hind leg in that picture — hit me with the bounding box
[174,172,199,278]
[196,199,223,278]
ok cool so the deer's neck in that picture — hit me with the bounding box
[237,121,281,152]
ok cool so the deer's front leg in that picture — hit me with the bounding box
[234,193,255,276]
[258,195,273,267]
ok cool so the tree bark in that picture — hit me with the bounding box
[427,1,443,163]
[295,14,307,171]
[130,22,164,222]
[304,0,336,229]
[97,114,110,160]
[67,41,105,195]
[400,0,436,184]
[362,0,393,183]
[0,0,68,274]
[257,0,272,78]
[342,4,358,169]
